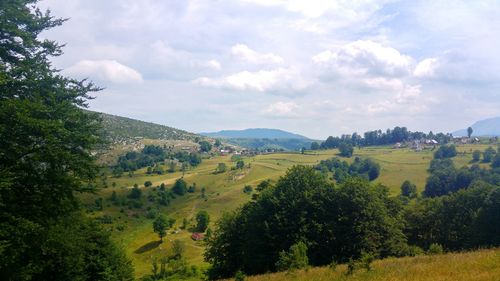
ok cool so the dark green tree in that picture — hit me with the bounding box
[236,160,245,169]
[199,141,212,152]
[482,147,496,163]
[172,178,188,196]
[400,180,417,199]
[467,127,473,138]
[338,142,354,157]
[472,150,481,162]
[196,210,210,232]
[0,1,133,279]
[153,215,171,242]
[310,142,320,150]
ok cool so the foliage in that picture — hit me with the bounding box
[482,146,496,163]
[215,163,227,174]
[316,157,381,182]
[275,241,309,272]
[400,180,417,199]
[434,145,457,159]
[427,243,444,255]
[472,150,481,162]
[338,142,354,157]
[205,166,407,279]
[128,186,142,199]
[153,215,173,242]
[0,1,133,279]
[199,140,212,152]
[236,160,245,169]
[172,178,188,196]
[243,185,253,194]
[196,210,210,232]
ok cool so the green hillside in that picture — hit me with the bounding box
[96,111,200,143]
[86,143,496,279]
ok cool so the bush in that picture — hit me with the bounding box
[427,243,443,255]
[434,145,457,159]
[275,241,309,272]
[338,142,354,157]
[234,270,246,281]
[128,186,142,199]
[472,150,481,162]
[243,185,253,194]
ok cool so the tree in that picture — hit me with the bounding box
[199,141,212,152]
[275,241,309,271]
[128,186,142,199]
[467,127,473,138]
[144,180,153,187]
[172,178,188,196]
[310,142,320,150]
[236,160,245,169]
[492,152,500,168]
[215,163,227,174]
[214,139,222,147]
[243,185,253,194]
[400,180,417,199]
[196,210,210,232]
[338,142,354,157]
[434,145,457,159]
[172,240,186,258]
[189,153,202,166]
[472,150,481,162]
[168,161,176,173]
[153,215,171,242]
[0,1,133,279]
[483,147,496,163]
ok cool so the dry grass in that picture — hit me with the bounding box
[240,248,500,281]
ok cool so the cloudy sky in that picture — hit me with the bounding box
[40,0,500,139]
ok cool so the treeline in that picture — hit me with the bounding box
[113,145,202,176]
[311,126,453,150]
[205,149,500,279]
[315,157,381,182]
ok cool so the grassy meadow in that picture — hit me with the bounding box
[86,142,496,278]
[232,248,500,281]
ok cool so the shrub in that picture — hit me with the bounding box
[275,241,309,272]
[427,243,443,255]
[234,270,246,281]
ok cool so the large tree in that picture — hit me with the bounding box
[0,1,133,279]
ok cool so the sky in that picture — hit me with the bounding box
[39,0,500,139]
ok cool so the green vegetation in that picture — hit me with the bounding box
[0,1,133,279]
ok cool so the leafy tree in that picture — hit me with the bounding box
[199,140,212,152]
[196,210,210,232]
[256,179,271,191]
[205,166,406,279]
[467,127,473,138]
[400,180,417,199]
[0,2,133,278]
[492,152,500,168]
[215,163,227,174]
[472,150,481,162]
[483,147,496,163]
[144,180,153,187]
[310,142,320,150]
[275,242,309,271]
[172,178,188,196]
[189,153,202,166]
[236,160,245,169]
[338,142,354,157]
[214,139,222,147]
[128,186,142,199]
[168,161,176,173]
[172,239,186,259]
[153,215,171,242]
[434,145,457,159]
[243,185,253,194]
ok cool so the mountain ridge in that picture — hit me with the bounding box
[453,116,500,136]
[200,128,310,140]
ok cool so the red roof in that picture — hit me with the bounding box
[191,232,205,241]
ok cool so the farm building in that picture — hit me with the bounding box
[191,232,204,241]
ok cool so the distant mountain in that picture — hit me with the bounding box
[453,117,500,136]
[200,128,314,151]
[94,111,201,143]
[200,128,310,140]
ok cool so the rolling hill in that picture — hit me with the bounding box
[453,117,500,136]
[93,111,201,143]
[200,128,315,151]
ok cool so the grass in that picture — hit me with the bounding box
[86,142,497,279]
[235,248,500,281]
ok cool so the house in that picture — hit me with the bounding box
[393,142,402,148]
[191,232,205,241]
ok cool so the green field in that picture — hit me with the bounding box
[87,143,495,278]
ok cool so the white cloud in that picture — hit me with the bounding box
[194,67,309,92]
[205,59,221,70]
[414,58,439,78]
[65,60,143,84]
[231,44,284,65]
[314,40,414,77]
[263,101,299,117]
